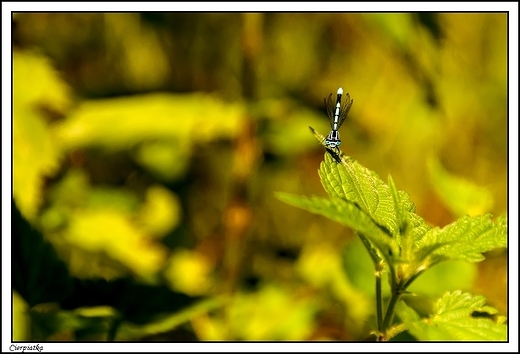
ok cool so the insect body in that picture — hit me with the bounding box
[324,87,353,149]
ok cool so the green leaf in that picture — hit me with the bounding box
[275,192,399,258]
[318,152,399,238]
[388,175,409,236]
[396,291,507,341]
[417,214,507,263]
[408,212,432,245]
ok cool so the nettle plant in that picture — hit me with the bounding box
[277,128,507,341]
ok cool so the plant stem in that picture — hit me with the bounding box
[382,283,403,335]
[375,265,384,333]
[386,322,407,339]
[402,268,424,290]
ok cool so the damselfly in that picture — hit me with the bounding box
[309,126,345,164]
[324,87,353,150]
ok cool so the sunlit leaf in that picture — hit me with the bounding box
[396,291,507,340]
[13,50,72,219]
[388,175,410,236]
[275,192,398,257]
[417,214,507,263]
[319,152,400,238]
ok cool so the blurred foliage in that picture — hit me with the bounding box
[193,284,317,340]
[11,12,507,341]
[13,51,72,220]
[427,155,494,217]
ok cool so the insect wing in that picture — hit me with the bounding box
[337,93,353,128]
[325,93,335,128]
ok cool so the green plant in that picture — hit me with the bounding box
[276,127,507,341]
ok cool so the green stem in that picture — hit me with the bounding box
[386,322,407,339]
[375,265,384,332]
[382,283,403,334]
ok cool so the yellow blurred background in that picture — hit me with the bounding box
[12,13,507,341]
